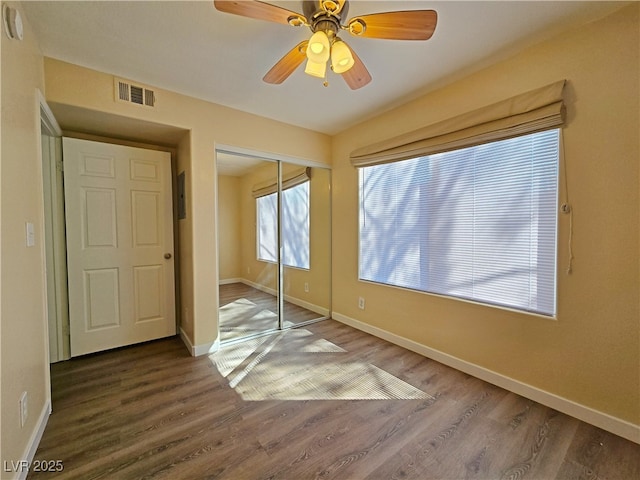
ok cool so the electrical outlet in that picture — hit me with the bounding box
[19,391,28,427]
[358,297,365,310]
[304,282,309,293]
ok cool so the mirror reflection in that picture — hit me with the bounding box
[217,151,331,344]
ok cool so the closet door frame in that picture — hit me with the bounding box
[215,144,331,346]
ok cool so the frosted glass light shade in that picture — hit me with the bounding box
[304,58,327,78]
[306,31,330,63]
[331,39,354,74]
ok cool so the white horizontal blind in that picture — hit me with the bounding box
[282,181,310,269]
[257,182,310,269]
[359,129,559,316]
[257,192,278,263]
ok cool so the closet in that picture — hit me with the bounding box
[216,149,331,344]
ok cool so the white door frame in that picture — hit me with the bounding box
[38,91,70,362]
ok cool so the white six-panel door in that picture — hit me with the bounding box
[63,138,176,356]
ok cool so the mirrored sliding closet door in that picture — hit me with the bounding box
[216,150,331,345]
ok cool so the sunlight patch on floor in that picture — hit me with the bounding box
[219,298,277,324]
[209,329,433,401]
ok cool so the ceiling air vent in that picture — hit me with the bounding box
[114,78,155,107]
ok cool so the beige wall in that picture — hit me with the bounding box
[43,58,331,349]
[0,2,49,472]
[175,132,194,340]
[332,4,639,426]
[217,175,242,281]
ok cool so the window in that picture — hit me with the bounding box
[257,181,310,269]
[359,129,559,316]
[257,192,278,263]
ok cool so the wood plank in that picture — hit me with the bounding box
[28,321,640,480]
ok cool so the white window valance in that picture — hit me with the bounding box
[252,166,311,198]
[350,80,566,167]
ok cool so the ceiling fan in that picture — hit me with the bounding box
[213,0,437,90]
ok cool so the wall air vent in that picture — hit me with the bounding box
[114,78,155,107]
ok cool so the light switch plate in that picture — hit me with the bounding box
[26,222,35,247]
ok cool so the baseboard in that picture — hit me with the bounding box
[179,327,219,357]
[240,278,329,317]
[241,278,277,296]
[283,295,330,317]
[332,311,640,444]
[14,399,51,480]
[219,277,242,285]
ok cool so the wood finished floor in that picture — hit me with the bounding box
[219,283,323,343]
[30,320,639,480]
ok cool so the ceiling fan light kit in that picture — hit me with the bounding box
[304,58,327,79]
[307,30,330,63]
[305,27,354,83]
[330,39,354,74]
[213,0,437,89]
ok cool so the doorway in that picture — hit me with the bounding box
[63,138,177,356]
[216,149,331,345]
[40,99,69,362]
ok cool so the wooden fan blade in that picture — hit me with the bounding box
[341,46,371,90]
[263,41,308,84]
[213,0,307,26]
[348,10,437,40]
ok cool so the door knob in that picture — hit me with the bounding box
[164,253,172,259]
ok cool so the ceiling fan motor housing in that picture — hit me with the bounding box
[303,0,348,36]
[314,19,340,40]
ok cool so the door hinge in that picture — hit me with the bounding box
[56,160,64,173]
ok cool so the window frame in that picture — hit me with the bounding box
[256,191,278,265]
[256,180,310,270]
[357,129,561,318]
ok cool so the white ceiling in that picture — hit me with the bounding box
[23,1,627,136]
